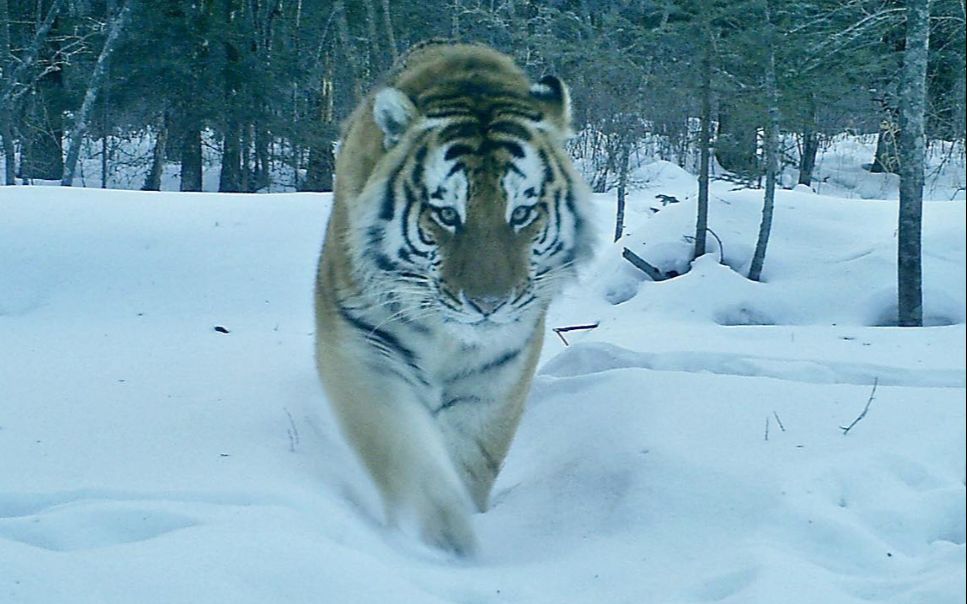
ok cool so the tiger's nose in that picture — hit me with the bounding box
[465,294,507,316]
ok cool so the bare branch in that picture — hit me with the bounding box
[840,378,879,435]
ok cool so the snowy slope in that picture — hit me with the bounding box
[1,177,964,604]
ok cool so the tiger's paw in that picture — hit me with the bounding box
[419,503,478,557]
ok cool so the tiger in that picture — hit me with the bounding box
[314,42,593,556]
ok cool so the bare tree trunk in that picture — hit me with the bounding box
[362,0,381,75]
[0,0,16,184]
[179,123,203,192]
[381,0,398,63]
[303,60,336,192]
[798,94,819,186]
[334,1,362,100]
[219,120,243,192]
[694,18,712,260]
[141,110,168,191]
[0,118,14,184]
[897,0,930,326]
[749,0,780,282]
[450,0,461,40]
[614,141,630,242]
[798,129,819,186]
[62,2,132,186]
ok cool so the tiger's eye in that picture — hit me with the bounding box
[510,205,533,225]
[436,206,460,227]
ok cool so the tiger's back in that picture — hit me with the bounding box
[315,43,592,555]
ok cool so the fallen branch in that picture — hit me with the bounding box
[840,377,879,435]
[706,227,725,263]
[772,410,786,432]
[622,248,667,281]
[552,322,600,346]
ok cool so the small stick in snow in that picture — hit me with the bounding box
[840,378,879,435]
[764,415,770,441]
[552,322,600,346]
[284,407,300,452]
[772,411,786,432]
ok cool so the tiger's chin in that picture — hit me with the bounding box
[438,308,537,345]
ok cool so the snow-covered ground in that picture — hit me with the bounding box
[1,156,964,602]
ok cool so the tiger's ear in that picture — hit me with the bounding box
[530,75,572,136]
[374,87,417,149]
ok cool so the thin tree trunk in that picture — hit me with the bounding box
[798,94,819,186]
[798,129,819,186]
[62,2,132,186]
[362,0,381,75]
[749,0,780,282]
[0,118,14,184]
[100,86,109,188]
[614,141,630,242]
[334,1,362,101]
[141,111,168,191]
[219,120,242,192]
[897,0,930,326]
[0,0,15,184]
[381,0,398,63]
[179,123,203,192]
[694,18,712,260]
[450,0,461,40]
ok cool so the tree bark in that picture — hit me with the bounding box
[749,0,780,282]
[896,0,930,326]
[179,123,203,192]
[798,94,819,186]
[62,2,132,186]
[381,0,398,63]
[0,0,15,184]
[614,142,630,242]
[219,120,243,192]
[694,17,712,259]
[141,110,168,191]
[798,128,819,186]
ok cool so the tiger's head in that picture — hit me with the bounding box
[346,54,593,336]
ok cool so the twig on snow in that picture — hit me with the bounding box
[552,322,600,346]
[284,407,300,452]
[764,415,770,441]
[773,410,786,432]
[840,378,879,435]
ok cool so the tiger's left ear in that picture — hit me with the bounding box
[530,75,572,137]
[374,87,417,149]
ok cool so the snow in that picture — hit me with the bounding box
[1,150,964,603]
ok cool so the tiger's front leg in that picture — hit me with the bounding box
[433,320,545,512]
[316,323,478,556]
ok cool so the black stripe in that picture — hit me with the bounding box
[402,184,432,254]
[379,172,400,220]
[434,394,483,415]
[336,303,429,387]
[440,121,480,140]
[445,144,474,160]
[479,139,524,158]
[411,145,428,184]
[444,347,523,384]
[488,121,532,141]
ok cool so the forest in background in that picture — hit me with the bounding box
[0,0,964,194]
